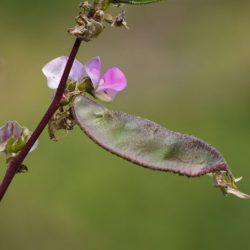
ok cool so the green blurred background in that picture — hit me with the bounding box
[1,0,250,249]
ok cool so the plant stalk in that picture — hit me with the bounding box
[0,38,82,202]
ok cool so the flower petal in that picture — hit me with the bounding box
[97,67,127,92]
[94,89,118,102]
[42,56,85,89]
[85,57,102,88]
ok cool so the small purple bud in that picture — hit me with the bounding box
[0,122,23,150]
[0,121,38,154]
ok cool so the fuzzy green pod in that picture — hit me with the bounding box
[72,95,229,177]
[98,0,163,10]
[117,0,163,5]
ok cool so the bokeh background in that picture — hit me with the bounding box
[1,0,250,249]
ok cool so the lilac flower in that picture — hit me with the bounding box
[42,56,127,102]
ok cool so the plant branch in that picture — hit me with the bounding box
[0,38,82,202]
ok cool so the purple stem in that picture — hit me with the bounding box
[0,38,82,202]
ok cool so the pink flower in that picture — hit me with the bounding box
[85,57,127,101]
[42,56,127,102]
